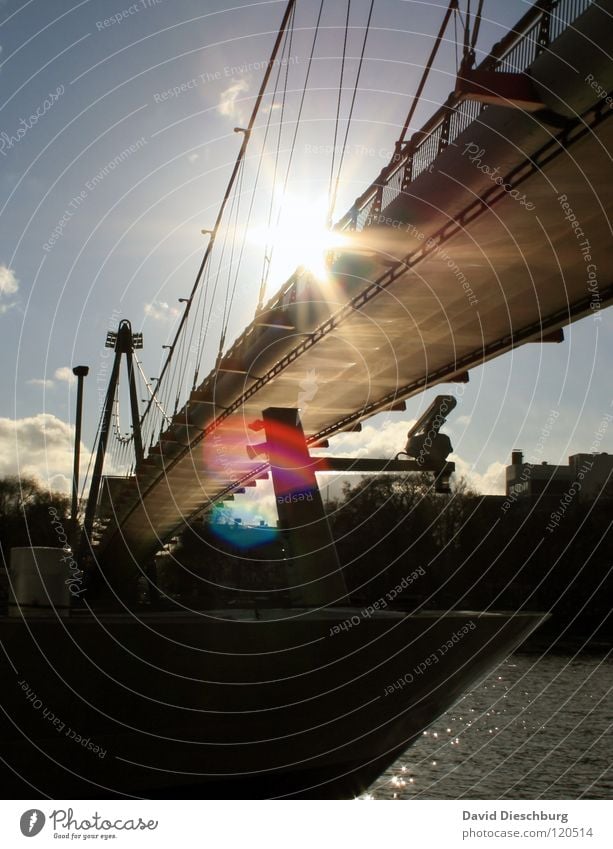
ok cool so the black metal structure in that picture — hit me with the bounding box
[80,320,143,559]
[70,364,89,544]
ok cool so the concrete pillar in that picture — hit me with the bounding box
[262,407,347,607]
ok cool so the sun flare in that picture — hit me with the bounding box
[249,194,348,289]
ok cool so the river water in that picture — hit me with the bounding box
[371,651,612,799]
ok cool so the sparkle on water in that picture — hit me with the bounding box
[371,652,612,800]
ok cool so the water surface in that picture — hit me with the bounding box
[372,652,612,799]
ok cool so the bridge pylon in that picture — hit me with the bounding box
[80,319,144,563]
[255,407,348,606]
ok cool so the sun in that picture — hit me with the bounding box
[249,193,348,290]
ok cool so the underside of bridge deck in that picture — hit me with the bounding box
[94,0,613,578]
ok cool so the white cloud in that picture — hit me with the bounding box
[323,418,507,495]
[54,366,76,385]
[144,299,179,322]
[326,418,416,460]
[0,413,89,493]
[0,264,17,295]
[187,153,199,164]
[451,455,506,495]
[27,370,76,390]
[27,378,55,389]
[218,78,249,118]
[0,263,18,314]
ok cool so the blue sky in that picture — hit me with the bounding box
[1,0,611,505]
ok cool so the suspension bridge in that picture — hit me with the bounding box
[5,0,613,799]
[80,0,613,595]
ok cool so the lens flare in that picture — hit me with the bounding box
[249,194,348,288]
[208,504,278,549]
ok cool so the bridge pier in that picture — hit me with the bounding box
[258,408,348,607]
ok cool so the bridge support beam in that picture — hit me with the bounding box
[455,70,544,111]
[261,407,347,607]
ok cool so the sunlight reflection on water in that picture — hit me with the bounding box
[371,652,612,799]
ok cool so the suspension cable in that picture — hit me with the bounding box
[190,259,212,389]
[470,0,484,54]
[191,28,290,387]
[217,161,245,358]
[454,5,459,71]
[464,0,472,58]
[136,357,170,425]
[139,0,297,431]
[257,0,326,311]
[175,2,295,407]
[326,0,351,228]
[112,397,133,444]
[395,0,459,152]
[216,20,297,343]
[327,0,375,226]
[258,10,296,309]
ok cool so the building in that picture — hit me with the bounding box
[506,450,613,501]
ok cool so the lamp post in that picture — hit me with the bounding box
[71,365,89,542]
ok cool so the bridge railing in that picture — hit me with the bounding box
[192,0,594,408]
[337,0,593,234]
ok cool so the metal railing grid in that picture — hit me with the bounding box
[338,0,594,234]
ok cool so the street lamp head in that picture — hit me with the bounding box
[72,365,89,378]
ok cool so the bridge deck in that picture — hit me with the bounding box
[97,0,613,566]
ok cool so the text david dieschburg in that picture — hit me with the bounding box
[463,810,568,824]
